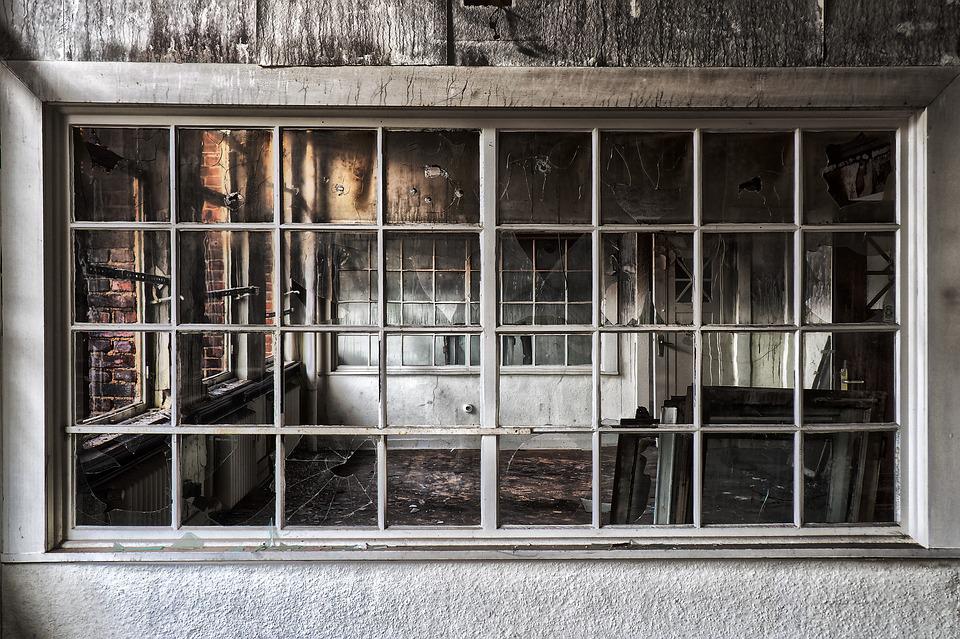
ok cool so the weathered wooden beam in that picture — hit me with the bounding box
[6,62,956,109]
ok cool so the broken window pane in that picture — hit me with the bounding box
[701,132,794,224]
[385,233,480,326]
[600,332,694,426]
[500,334,592,426]
[384,130,480,224]
[803,332,896,424]
[282,129,377,224]
[387,435,480,526]
[601,232,694,325]
[803,431,896,524]
[178,231,275,324]
[804,232,896,324]
[499,433,593,525]
[600,433,693,525]
[74,331,171,426]
[499,233,592,326]
[73,127,170,222]
[803,131,896,224]
[283,231,377,326]
[498,132,592,224]
[284,435,378,527]
[177,129,274,223]
[701,233,794,325]
[74,230,171,324]
[701,332,794,424]
[283,332,379,427]
[180,434,276,526]
[386,335,480,426]
[600,132,693,224]
[177,332,274,426]
[702,433,794,525]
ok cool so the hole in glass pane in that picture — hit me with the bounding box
[702,132,794,224]
[702,433,794,525]
[387,435,480,526]
[804,232,896,324]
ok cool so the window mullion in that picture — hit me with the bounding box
[591,128,601,529]
[793,127,804,528]
[271,125,285,530]
[376,127,388,531]
[479,127,499,531]
[692,128,703,529]
[168,124,181,531]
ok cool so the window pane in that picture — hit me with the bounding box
[701,233,794,325]
[600,132,693,224]
[601,232,694,325]
[282,129,377,224]
[283,332,379,427]
[177,129,274,223]
[177,331,274,426]
[384,130,480,224]
[282,231,376,326]
[803,131,896,224]
[701,332,794,424]
[600,433,693,525]
[498,131,592,224]
[73,127,170,222]
[180,434,276,526]
[702,433,794,525]
[387,435,481,526]
[702,132,794,224]
[600,332,695,426]
[178,231,275,325]
[804,232,896,324]
[436,272,465,301]
[500,334,592,426]
[284,435,378,527]
[499,433,593,525]
[803,331,896,424]
[386,336,480,426]
[803,431,896,524]
[75,433,172,526]
[74,331,171,426]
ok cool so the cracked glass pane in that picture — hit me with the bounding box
[804,232,896,324]
[74,230,171,324]
[282,129,377,224]
[75,433,172,526]
[283,231,378,326]
[73,127,170,222]
[702,132,794,224]
[702,433,794,525]
[178,231,275,325]
[499,433,593,525]
[803,431,897,524]
[384,130,480,224]
[600,332,694,427]
[386,435,480,526]
[701,233,794,325]
[601,232,694,326]
[74,331,171,426]
[701,331,794,425]
[498,131,592,224]
[284,435,378,527]
[803,331,896,424]
[177,129,274,223]
[803,131,896,224]
[600,132,693,224]
[177,331,274,426]
[181,434,276,526]
[600,432,693,525]
[283,332,379,427]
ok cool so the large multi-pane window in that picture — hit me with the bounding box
[68,120,901,539]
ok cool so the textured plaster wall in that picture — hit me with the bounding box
[3,560,960,638]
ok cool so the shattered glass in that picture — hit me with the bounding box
[282,129,377,224]
[498,132,592,224]
[386,435,481,526]
[804,232,896,324]
[384,130,480,224]
[284,435,378,527]
[177,129,274,223]
[498,433,593,525]
[75,433,172,526]
[73,127,170,223]
[600,132,693,224]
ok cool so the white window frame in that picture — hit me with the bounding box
[3,61,959,560]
